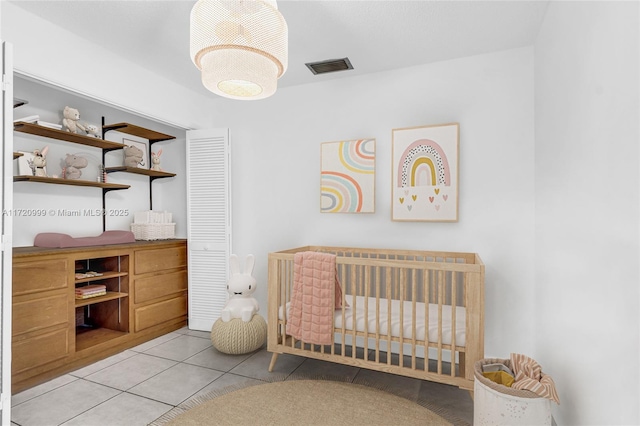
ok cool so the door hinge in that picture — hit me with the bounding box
[1,75,10,91]
[0,235,11,252]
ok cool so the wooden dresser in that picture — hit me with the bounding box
[11,239,188,393]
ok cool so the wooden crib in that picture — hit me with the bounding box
[267,246,485,391]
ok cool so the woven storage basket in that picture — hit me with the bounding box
[474,358,552,425]
[130,223,175,240]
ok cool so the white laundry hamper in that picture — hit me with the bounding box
[474,358,552,425]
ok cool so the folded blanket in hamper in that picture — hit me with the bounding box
[511,353,560,404]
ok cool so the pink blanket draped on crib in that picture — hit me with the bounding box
[286,251,342,345]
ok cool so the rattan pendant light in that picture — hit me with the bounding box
[190,0,288,100]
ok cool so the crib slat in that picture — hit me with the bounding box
[424,268,430,373]
[411,268,417,370]
[375,266,381,363]
[351,264,357,359]
[399,268,405,366]
[451,270,457,377]
[364,265,370,358]
[386,266,392,366]
[437,270,444,375]
[340,263,347,357]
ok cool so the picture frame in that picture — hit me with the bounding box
[123,138,148,169]
[391,123,459,222]
[321,138,375,213]
[17,151,37,176]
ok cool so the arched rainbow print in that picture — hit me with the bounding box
[397,139,450,188]
[321,171,363,213]
[339,139,375,174]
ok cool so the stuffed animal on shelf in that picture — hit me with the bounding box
[151,149,162,171]
[63,154,88,180]
[84,123,100,138]
[29,146,48,177]
[123,145,144,168]
[220,254,259,322]
[61,106,87,134]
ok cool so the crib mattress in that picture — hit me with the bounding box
[279,295,466,347]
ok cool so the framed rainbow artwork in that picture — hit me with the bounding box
[392,123,459,222]
[321,139,375,213]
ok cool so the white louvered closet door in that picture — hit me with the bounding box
[186,128,231,331]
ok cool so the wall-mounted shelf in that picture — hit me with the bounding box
[15,122,126,151]
[14,175,130,190]
[102,122,176,143]
[104,166,176,179]
[14,118,176,231]
[102,120,177,212]
[13,98,28,108]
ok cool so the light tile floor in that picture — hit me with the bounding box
[11,327,473,425]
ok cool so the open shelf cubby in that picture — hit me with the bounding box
[74,254,129,351]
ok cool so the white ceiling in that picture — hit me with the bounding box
[10,0,549,98]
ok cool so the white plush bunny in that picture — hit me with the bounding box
[220,254,259,322]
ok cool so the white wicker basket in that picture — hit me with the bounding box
[130,223,175,240]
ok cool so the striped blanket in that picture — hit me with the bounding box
[510,353,560,404]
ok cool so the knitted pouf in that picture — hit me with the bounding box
[210,314,267,355]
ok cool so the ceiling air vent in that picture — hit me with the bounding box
[305,57,354,75]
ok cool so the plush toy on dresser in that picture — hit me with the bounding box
[61,106,87,134]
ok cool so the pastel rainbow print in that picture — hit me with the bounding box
[338,139,375,175]
[321,139,375,213]
[321,171,363,212]
[397,139,450,188]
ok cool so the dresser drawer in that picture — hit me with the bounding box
[13,258,68,295]
[134,246,187,275]
[13,293,68,336]
[12,328,70,374]
[135,270,187,304]
[134,294,187,332]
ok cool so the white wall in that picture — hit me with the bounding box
[535,2,639,425]
[213,47,536,358]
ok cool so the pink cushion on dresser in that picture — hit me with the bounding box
[34,231,136,248]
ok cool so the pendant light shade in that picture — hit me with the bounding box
[190,0,288,100]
